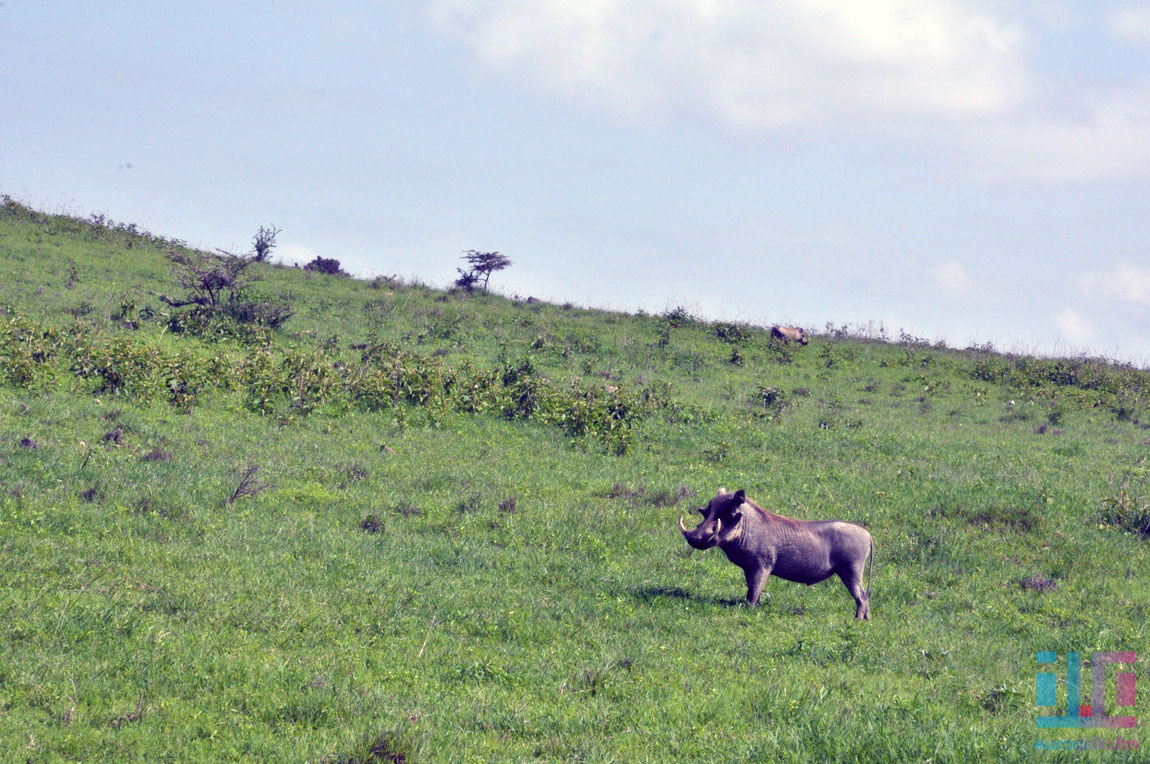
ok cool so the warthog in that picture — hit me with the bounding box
[679,489,873,619]
[770,325,808,345]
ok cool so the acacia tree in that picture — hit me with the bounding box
[455,250,512,292]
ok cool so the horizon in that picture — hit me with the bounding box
[2,2,1148,364]
[6,190,1150,371]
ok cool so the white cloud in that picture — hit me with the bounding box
[432,0,1028,128]
[432,1,1150,183]
[1056,307,1095,345]
[963,88,1150,182]
[1108,5,1150,43]
[930,259,972,296]
[1082,263,1150,306]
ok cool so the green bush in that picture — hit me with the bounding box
[166,306,272,345]
[0,309,64,388]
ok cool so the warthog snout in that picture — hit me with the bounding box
[680,498,744,550]
[679,513,723,550]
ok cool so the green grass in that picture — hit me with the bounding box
[2,196,1150,762]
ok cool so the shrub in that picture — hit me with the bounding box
[160,248,293,336]
[753,386,788,418]
[304,256,347,276]
[712,322,750,343]
[662,306,695,328]
[970,353,1149,407]
[0,311,64,388]
[1100,458,1150,538]
[166,306,272,346]
[452,269,481,292]
[251,224,280,262]
[219,290,294,329]
[763,335,794,364]
[160,249,254,310]
[819,344,838,368]
[0,309,669,455]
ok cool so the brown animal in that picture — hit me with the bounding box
[679,489,873,619]
[770,325,808,345]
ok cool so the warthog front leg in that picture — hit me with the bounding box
[744,565,770,606]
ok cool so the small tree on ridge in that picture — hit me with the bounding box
[455,250,511,292]
[251,225,280,262]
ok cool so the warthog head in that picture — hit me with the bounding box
[679,488,746,550]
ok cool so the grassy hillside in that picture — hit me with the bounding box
[2,196,1149,763]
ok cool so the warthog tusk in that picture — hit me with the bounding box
[679,515,690,533]
[714,518,722,536]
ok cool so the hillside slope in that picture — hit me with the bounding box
[2,197,1149,762]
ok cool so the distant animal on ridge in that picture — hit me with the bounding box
[679,489,873,619]
[770,325,809,345]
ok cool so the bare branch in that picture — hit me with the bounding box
[158,293,209,308]
[227,464,269,505]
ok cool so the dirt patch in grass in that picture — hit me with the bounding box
[1019,575,1057,592]
[360,514,385,533]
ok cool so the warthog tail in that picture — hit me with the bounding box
[865,538,874,602]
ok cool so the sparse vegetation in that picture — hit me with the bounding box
[1,200,1149,762]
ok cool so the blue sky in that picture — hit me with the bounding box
[2,1,1148,363]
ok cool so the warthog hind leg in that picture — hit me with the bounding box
[838,567,870,620]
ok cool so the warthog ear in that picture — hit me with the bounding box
[733,489,746,504]
[717,487,728,495]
